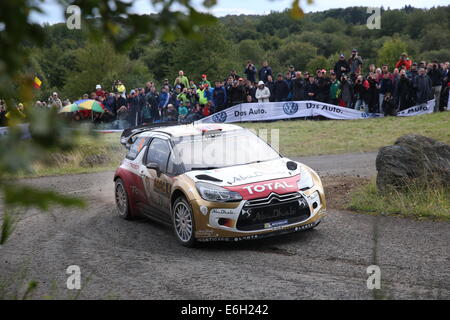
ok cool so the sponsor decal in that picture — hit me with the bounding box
[243,181,295,195]
[283,102,299,115]
[195,230,216,237]
[234,107,267,117]
[154,178,171,195]
[227,172,264,185]
[196,221,319,242]
[225,175,300,200]
[212,111,227,123]
[306,102,343,114]
[264,219,288,229]
[211,208,236,215]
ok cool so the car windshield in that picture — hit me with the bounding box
[172,129,280,171]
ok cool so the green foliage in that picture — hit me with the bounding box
[272,41,318,71]
[377,37,409,69]
[306,56,331,73]
[62,41,152,99]
[168,24,240,82]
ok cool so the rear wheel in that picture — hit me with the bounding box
[172,197,196,247]
[115,178,133,220]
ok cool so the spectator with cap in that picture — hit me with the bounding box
[348,49,363,77]
[395,53,413,71]
[334,54,350,79]
[255,81,271,103]
[95,85,106,99]
[200,74,211,88]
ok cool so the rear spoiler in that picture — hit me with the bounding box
[120,122,179,149]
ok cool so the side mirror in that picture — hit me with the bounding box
[146,162,160,171]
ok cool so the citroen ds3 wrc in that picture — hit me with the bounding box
[114,123,326,247]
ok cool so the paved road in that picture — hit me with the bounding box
[0,153,448,299]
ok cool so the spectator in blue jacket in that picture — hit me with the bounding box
[212,81,227,113]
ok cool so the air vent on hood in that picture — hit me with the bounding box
[195,175,223,183]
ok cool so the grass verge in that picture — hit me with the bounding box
[17,132,124,178]
[347,179,450,220]
[242,111,450,156]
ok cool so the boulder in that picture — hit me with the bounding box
[376,134,450,191]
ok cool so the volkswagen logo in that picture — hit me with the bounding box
[212,111,227,123]
[283,102,299,115]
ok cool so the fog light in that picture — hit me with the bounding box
[313,202,318,209]
[218,218,234,228]
[200,206,208,215]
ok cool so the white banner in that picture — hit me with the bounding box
[197,100,436,123]
[397,100,435,117]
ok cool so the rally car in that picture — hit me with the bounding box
[114,123,326,247]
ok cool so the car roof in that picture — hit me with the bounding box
[140,123,245,138]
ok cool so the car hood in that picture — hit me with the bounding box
[184,158,301,187]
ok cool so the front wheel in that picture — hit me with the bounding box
[172,197,196,247]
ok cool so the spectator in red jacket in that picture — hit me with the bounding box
[395,53,413,71]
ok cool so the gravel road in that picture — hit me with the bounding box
[1,152,448,299]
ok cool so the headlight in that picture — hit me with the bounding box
[297,167,314,191]
[196,182,243,202]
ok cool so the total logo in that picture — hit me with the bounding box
[243,181,295,195]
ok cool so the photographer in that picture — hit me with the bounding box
[395,53,412,71]
[427,61,444,112]
[244,61,257,83]
[394,69,413,111]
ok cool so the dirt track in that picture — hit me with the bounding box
[1,152,449,299]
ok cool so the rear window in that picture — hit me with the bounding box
[126,136,149,160]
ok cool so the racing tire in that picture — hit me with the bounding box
[115,178,133,220]
[172,197,197,247]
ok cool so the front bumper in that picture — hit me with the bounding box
[191,189,326,241]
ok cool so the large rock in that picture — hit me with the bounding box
[376,134,450,191]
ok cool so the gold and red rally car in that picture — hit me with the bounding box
[114,123,326,247]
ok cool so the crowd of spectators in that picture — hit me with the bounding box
[1,50,449,128]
